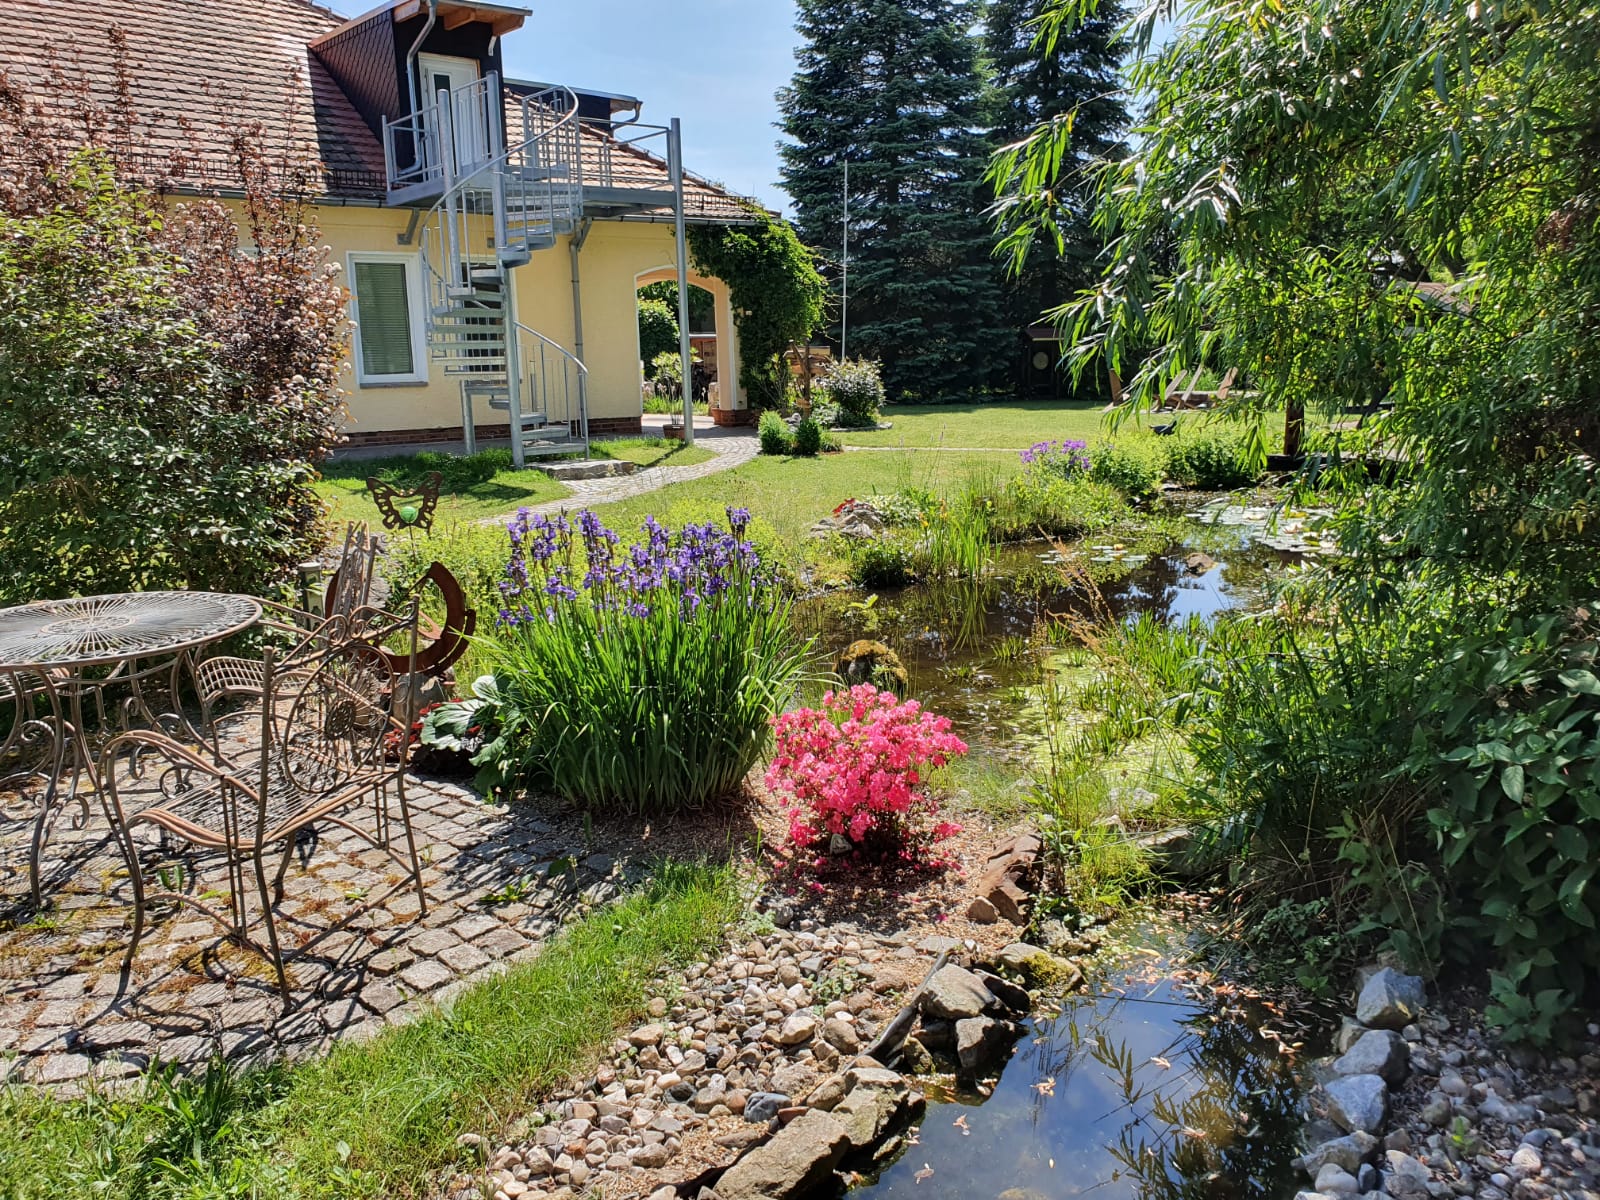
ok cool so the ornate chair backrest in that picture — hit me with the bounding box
[267,603,420,800]
[323,524,381,626]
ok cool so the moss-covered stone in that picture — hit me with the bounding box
[832,639,909,696]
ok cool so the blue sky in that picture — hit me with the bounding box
[328,1,801,207]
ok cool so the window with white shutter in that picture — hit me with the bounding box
[349,254,427,385]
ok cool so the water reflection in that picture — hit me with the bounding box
[846,951,1307,1200]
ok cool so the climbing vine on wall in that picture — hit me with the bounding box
[687,206,827,410]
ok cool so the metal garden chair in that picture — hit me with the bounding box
[98,604,428,1007]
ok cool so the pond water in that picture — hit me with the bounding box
[845,933,1310,1200]
[792,533,1298,758]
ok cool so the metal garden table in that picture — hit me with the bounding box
[0,591,261,904]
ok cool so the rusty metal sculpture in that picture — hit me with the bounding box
[367,472,442,533]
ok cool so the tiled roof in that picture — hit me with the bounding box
[0,0,760,218]
[0,0,390,197]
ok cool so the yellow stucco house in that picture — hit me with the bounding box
[2,0,759,463]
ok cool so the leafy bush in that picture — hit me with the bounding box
[851,542,915,589]
[637,297,680,374]
[1163,426,1260,490]
[821,359,886,428]
[1090,440,1165,497]
[758,410,792,456]
[444,508,809,811]
[649,350,684,393]
[767,685,967,869]
[0,149,345,604]
[793,415,824,457]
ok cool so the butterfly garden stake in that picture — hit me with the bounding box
[367,470,443,534]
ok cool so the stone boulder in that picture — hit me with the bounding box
[992,943,1083,990]
[975,970,1030,1016]
[831,1069,919,1150]
[1354,967,1426,1030]
[919,965,999,1022]
[832,640,909,697]
[1323,1074,1389,1135]
[714,1109,852,1200]
[955,1017,1018,1075]
[1298,1130,1379,1175]
[1332,1029,1409,1086]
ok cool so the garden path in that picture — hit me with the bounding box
[0,773,697,1091]
[491,418,759,521]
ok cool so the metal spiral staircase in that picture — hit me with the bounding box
[384,74,590,465]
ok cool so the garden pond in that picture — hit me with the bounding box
[845,923,1312,1200]
[793,511,1306,760]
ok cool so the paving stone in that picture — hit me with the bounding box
[407,927,461,956]
[361,981,405,1015]
[437,942,492,974]
[400,959,454,992]
[30,1053,91,1084]
[477,927,529,958]
[452,913,502,941]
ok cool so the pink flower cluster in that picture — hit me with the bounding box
[767,685,968,871]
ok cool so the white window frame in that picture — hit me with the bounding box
[347,251,429,387]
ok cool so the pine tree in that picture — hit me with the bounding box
[985,0,1128,344]
[778,0,1012,399]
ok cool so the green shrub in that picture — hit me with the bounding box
[0,149,345,604]
[793,415,824,457]
[450,509,811,811]
[637,297,679,374]
[758,410,792,455]
[1163,424,1260,490]
[851,541,915,588]
[401,449,510,491]
[1090,440,1165,497]
[821,359,886,428]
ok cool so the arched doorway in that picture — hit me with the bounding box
[633,266,745,425]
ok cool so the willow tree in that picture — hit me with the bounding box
[992,0,1600,601]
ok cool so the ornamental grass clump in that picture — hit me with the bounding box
[767,685,968,872]
[481,507,809,812]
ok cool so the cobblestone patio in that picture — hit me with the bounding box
[0,773,628,1091]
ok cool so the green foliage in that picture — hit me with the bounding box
[821,359,886,427]
[850,543,915,589]
[1089,440,1164,497]
[373,448,508,492]
[638,280,715,332]
[792,415,823,457]
[471,514,812,812]
[997,472,1130,538]
[758,410,792,456]
[779,0,1012,398]
[686,208,826,409]
[636,297,680,375]
[1162,425,1260,491]
[649,350,684,390]
[0,149,344,604]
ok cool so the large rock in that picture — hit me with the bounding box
[992,943,1083,990]
[1354,968,1426,1031]
[774,1013,818,1046]
[714,1109,852,1200]
[955,1017,1017,1075]
[1381,1150,1431,1198]
[1323,1074,1389,1135]
[1333,1029,1409,1086]
[831,1071,917,1150]
[1132,827,1206,879]
[1298,1130,1379,1175]
[919,965,998,1021]
[976,970,1030,1017]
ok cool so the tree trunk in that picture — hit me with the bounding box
[1284,401,1305,460]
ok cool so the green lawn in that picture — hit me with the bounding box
[590,446,1023,583]
[315,439,710,528]
[316,453,570,527]
[0,864,741,1200]
[592,436,715,470]
[838,399,1116,449]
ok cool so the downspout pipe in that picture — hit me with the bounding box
[404,0,439,166]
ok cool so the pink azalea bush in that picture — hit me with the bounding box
[767,685,968,870]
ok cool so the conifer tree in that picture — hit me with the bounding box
[985,0,1128,361]
[778,0,1012,399]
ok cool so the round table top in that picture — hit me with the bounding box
[0,592,262,669]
